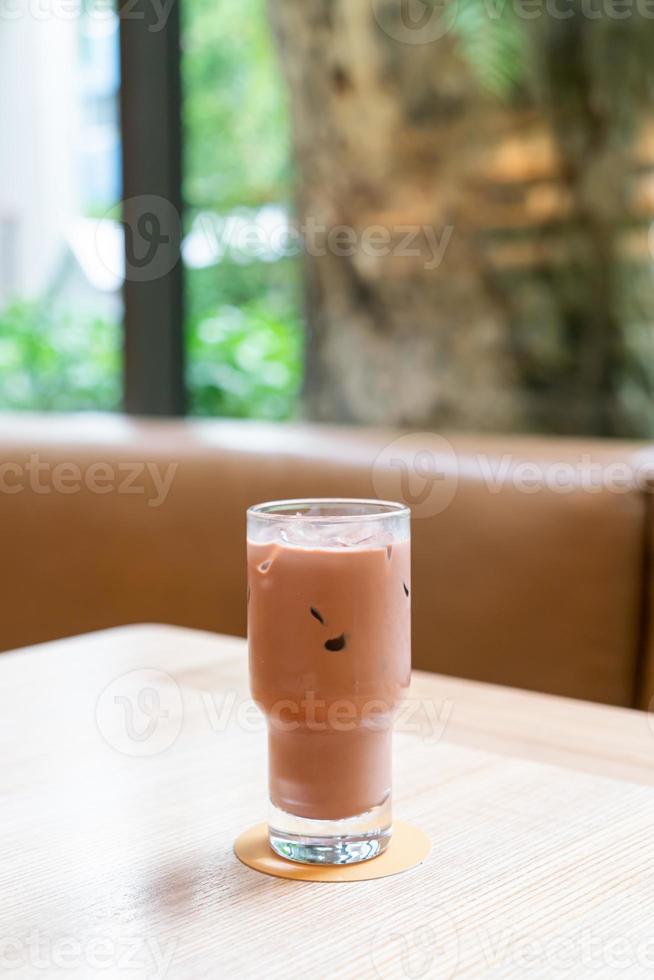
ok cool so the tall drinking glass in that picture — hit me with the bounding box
[247,499,411,865]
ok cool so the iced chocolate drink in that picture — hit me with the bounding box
[247,499,411,865]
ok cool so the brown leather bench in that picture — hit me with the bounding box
[1,412,652,708]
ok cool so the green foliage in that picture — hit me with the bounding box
[182,0,292,210]
[450,0,531,99]
[0,0,302,421]
[186,258,303,419]
[0,301,121,411]
[182,0,303,418]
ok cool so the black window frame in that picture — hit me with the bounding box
[118,0,186,416]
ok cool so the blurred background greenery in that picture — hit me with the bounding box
[0,0,303,419]
[4,0,652,434]
[183,0,303,419]
[0,301,121,411]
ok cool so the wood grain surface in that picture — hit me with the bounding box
[2,624,654,979]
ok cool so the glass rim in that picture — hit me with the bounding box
[247,498,410,523]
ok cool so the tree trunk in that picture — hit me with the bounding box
[269,0,654,435]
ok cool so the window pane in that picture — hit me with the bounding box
[182,0,304,421]
[0,10,122,411]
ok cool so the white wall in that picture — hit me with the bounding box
[0,15,80,306]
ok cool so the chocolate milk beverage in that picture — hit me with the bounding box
[247,499,411,865]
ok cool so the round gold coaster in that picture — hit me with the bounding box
[234,820,430,882]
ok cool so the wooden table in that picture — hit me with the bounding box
[2,625,654,979]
